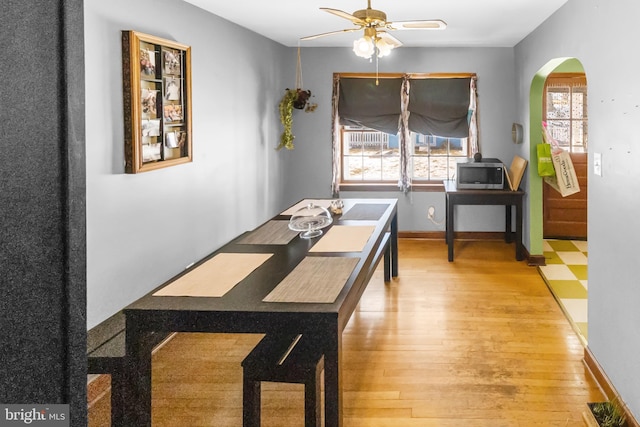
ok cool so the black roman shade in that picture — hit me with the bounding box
[407,77,471,138]
[338,78,403,135]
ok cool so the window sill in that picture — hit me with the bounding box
[339,182,445,192]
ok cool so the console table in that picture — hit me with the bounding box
[444,180,524,262]
[121,198,398,426]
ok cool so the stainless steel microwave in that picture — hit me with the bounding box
[456,158,504,189]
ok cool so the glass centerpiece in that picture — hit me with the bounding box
[288,203,333,238]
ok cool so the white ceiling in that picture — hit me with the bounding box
[182,0,568,48]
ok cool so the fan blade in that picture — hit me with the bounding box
[377,31,403,48]
[300,27,362,41]
[321,7,366,25]
[387,19,447,30]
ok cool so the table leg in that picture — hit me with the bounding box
[447,198,454,262]
[516,201,524,261]
[124,327,153,427]
[390,213,399,278]
[111,370,127,426]
[384,242,391,282]
[505,205,513,243]
[322,328,342,427]
[445,196,449,245]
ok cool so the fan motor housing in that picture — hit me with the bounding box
[353,8,387,25]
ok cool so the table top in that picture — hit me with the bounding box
[443,180,525,195]
[123,199,397,326]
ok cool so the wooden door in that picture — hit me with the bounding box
[543,152,587,239]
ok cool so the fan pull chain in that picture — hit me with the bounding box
[375,48,379,85]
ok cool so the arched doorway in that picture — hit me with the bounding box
[529,58,589,342]
[528,57,586,256]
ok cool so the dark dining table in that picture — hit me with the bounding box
[121,198,398,426]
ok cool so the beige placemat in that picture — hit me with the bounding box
[237,221,298,245]
[340,203,390,221]
[281,199,332,215]
[309,225,375,253]
[263,257,359,303]
[153,253,273,297]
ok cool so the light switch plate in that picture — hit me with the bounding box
[594,152,602,176]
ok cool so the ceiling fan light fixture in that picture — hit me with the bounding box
[375,38,393,57]
[307,1,446,60]
[353,35,395,59]
[353,36,375,58]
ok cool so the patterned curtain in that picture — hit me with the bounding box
[469,78,479,155]
[399,76,411,192]
[331,75,341,197]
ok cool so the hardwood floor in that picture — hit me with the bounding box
[88,238,604,426]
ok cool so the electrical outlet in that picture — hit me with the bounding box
[428,206,435,219]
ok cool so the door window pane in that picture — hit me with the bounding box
[544,75,587,154]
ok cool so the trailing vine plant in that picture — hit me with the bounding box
[277,89,298,150]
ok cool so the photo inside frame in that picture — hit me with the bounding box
[163,49,181,75]
[163,104,183,122]
[141,89,158,116]
[140,48,156,77]
[165,132,178,148]
[165,131,186,149]
[165,78,181,101]
[141,119,160,137]
[142,143,161,162]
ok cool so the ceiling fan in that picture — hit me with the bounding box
[301,0,446,59]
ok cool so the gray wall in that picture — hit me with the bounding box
[515,0,640,419]
[84,0,291,328]
[280,46,520,232]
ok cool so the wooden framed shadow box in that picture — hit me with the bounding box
[122,30,192,173]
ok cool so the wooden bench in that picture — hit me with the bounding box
[241,333,324,427]
[87,312,168,426]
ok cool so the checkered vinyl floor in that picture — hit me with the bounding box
[538,239,588,343]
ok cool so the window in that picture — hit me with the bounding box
[331,73,477,194]
[341,129,467,183]
[544,74,587,153]
[408,133,468,181]
[342,126,401,182]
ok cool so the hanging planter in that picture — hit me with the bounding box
[293,89,311,110]
[276,46,317,150]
